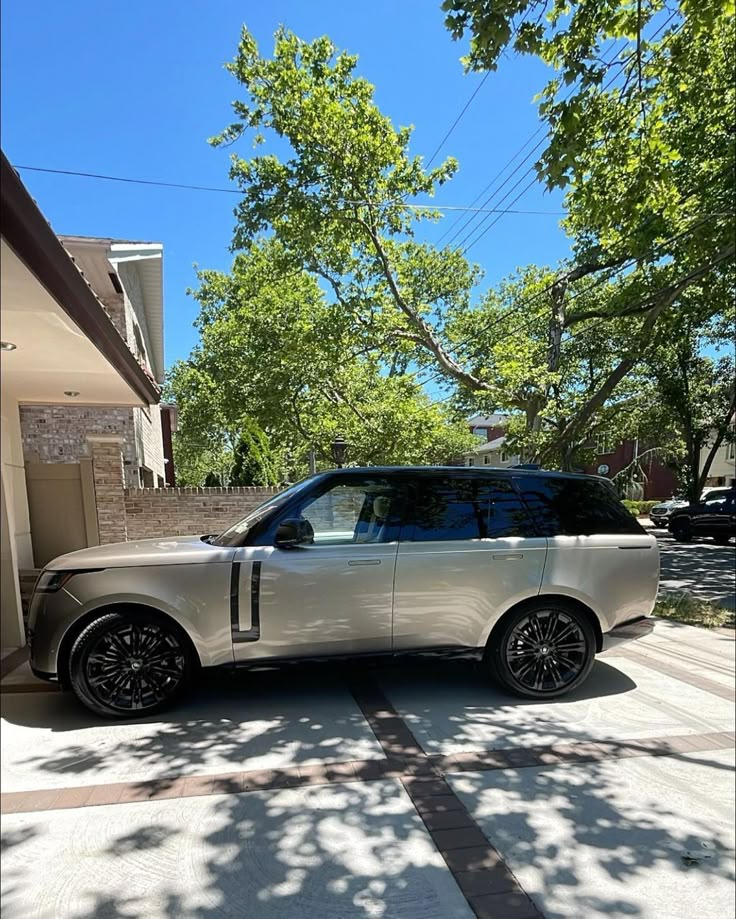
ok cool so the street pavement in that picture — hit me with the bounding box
[654,529,736,610]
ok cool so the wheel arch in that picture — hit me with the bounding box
[484,594,604,656]
[57,603,202,687]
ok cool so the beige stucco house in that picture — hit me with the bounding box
[1,153,162,648]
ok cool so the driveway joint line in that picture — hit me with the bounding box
[618,647,736,701]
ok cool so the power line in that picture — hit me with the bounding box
[441,10,680,253]
[423,6,535,172]
[12,164,564,215]
[425,73,491,169]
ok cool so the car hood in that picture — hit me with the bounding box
[651,500,688,512]
[46,535,236,570]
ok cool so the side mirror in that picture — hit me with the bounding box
[275,517,314,549]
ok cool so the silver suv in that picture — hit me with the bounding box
[29,468,659,717]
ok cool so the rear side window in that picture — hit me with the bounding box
[409,476,531,541]
[515,475,644,536]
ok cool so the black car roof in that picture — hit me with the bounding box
[321,465,609,483]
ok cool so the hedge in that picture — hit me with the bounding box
[622,499,664,517]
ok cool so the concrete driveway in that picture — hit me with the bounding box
[2,623,734,919]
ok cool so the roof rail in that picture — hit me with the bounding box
[511,463,542,470]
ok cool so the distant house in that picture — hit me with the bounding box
[700,426,736,488]
[461,414,681,498]
[463,414,521,468]
[582,436,677,500]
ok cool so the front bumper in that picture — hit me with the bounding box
[601,615,654,651]
[649,515,669,527]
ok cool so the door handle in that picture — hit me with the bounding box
[348,559,382,566]
[493,553,524,560]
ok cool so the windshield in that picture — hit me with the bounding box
[211,475,321,547]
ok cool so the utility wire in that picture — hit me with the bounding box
[425,73,491,169]
[12,165,564,215]
[441,9,680,253]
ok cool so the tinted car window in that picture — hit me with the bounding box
[298,481,400,545]
[410,476,530,541]
[703,491,730,506]
[515,475,643,536]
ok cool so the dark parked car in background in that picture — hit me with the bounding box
[668,488,736,544]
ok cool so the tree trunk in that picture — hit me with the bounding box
[695,392,736,498]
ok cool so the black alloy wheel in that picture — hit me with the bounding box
[486,601,595,699]
[69,611,193,717]
[670,518,692,542]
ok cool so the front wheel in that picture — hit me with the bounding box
[484,601,596,700]
[69,610,194,718]
[670,519,692,542]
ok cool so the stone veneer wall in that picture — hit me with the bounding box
[123,486,280,540]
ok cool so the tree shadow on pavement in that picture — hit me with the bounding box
[2,656,734,918]
[656,535,736,612]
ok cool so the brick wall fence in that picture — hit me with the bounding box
[88,436,279,543]
[124,486,279,540]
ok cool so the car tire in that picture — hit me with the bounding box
[670,519,692,542]
[484,600,596,700]
[713,535,732,545]
[69,610,194,718]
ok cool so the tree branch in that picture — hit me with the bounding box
[356,214,494,392]
[540,245,735,460]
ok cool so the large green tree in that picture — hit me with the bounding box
[167,240,475,482]
[444,0,734,457]
[199,21,732,470]
[642,304,736,501]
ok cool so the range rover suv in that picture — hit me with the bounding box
[29,467,659,717]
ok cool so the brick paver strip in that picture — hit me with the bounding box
[618,647,736,702]
[1,680,63,694]
[349,676,543,918]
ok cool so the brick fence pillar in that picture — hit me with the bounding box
[87,435,128,545]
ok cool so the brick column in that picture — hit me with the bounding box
[87,436,128,545]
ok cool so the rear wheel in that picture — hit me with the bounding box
[484,601,596,700]
[713,534,732,545]
[670,518,692,542]
[69,610,194,718]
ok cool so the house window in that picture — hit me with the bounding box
[484,455,490,465]
[595,433,614,455]
[727,440,735,461]
[500,451,509,463]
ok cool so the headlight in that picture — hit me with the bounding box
[33,569,100,594]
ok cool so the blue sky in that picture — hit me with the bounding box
[1,0,571,373]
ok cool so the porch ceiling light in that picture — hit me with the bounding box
[64,390,80,397]
[0,341,17,351]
